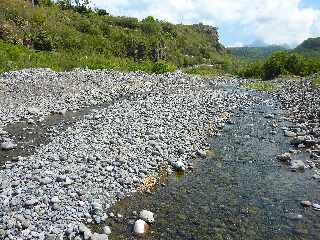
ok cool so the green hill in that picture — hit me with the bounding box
[294,37,320,57]
[0,0,228,73]
[228,45,288,61]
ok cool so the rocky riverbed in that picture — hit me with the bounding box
[275,78,320,177]
[0,69,252,240]
[0,69,319,240]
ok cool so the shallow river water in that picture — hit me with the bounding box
[105,91,320,240]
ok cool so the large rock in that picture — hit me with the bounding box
[133,219,147,235]
[1,141,17,151]
[171,161,186,171]
[289,160,305,170]
[139,210,155,224]
[284,130,297,138]
[78,223,92,240]
[103,226,111,235]
[277,152,291,162]
[27,107,40,115]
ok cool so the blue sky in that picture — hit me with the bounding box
[90,0,320,47]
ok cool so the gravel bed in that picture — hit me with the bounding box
[0,69,254,239]
[275,77,320,172]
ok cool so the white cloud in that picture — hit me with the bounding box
[91,0,320,46]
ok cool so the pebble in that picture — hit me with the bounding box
[301,201,312,207]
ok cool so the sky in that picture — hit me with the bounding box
[90,0,320,47]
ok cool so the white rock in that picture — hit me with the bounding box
[103,226,111,235]
[171,161,185,171]
[27,107,40,115]
[78,223,92,240]
[1,141,17,150]
[51,196,61,204]
[139,210,155,224]
[312,203,320,211]
[133,219,147,235]
[289,160,305,170]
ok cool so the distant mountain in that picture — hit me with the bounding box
[294,37,320,56]
[228,45,288,61]
[245,40,269,48]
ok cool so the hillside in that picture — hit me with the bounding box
[294,37,320,56]
[0,0,228,73]
[228,45,288,61]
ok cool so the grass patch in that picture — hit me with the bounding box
[243,81,279,92]
[312,77,320,87]
[184,65,222,76]
[0,40,176,74]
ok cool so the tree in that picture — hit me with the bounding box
[141,16,161,34]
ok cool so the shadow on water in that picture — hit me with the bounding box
[0,109,91,166]
[106,94,320,240]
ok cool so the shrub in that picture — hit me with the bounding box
[141,16,161,34]
[32,31,53,51]
[56,0,71,10]
[32,11,46,25]
[75,19,99,34]
[237,51,320,80]
[114,17,140,29]
[152,62,176,74]
[263,52,288,80]
[39,0,54,7]
[237,61,263,79]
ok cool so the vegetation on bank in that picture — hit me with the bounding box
[0,0,319,79]
[243,81,279,92]
[228,45,287,61]
[0,0,234,73]
[184,66,222,76]
[183,57,238,76]
[0,40,177,73]
[237,51,320,80]
[312,77,320,87]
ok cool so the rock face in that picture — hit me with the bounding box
[0,69,252,239]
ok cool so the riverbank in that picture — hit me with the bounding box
[0,69,319,239]
[0,69,250,239]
